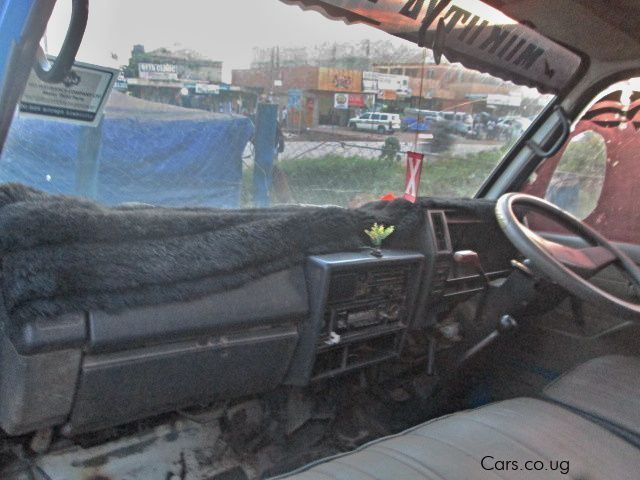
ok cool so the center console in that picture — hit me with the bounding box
[284,250,424,385]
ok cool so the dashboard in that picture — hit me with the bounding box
[0,197,521,436]
[286,198,519,385]
[285,250,424,385]
[420,201,519,325]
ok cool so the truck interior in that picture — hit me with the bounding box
[0,1,639,479]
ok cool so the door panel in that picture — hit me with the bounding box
[507,78,640,394]
[523,79,640,246]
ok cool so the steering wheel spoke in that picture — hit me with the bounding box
[534,236,616,276]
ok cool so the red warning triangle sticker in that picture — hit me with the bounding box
[404,151,424,203]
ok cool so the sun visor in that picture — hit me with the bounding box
[280,0,582,94]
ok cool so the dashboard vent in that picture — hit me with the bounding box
[429,211,451,252]
[369,266,410,290]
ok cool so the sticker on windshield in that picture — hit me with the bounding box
[18,60,117,126]
[404,151,424,202]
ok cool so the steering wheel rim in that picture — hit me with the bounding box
[496,192,640,319]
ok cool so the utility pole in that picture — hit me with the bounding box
[365,39,371,70]
[269,47,275,97]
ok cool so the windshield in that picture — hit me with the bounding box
[0,0,553,209]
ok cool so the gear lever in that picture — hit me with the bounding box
[459,315,518,365]
[453,250,491,322]
[453,250,490,286]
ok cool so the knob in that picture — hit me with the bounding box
[380,303,400,321]
[497,315,518,333]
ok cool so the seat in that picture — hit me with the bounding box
[279,397,640,479]
[544,355,640,440]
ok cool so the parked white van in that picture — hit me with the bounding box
[348,112,402,134]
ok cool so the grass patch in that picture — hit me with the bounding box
[282,155,404,206]
[241,148,504,207]
[276,149,503,207]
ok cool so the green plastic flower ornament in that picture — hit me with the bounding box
[364,223,395,248]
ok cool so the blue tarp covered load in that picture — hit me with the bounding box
[0,92,254,207]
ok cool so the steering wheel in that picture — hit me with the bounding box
[496,193,640,319]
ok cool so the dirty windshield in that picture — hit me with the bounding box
[0,0,553,208]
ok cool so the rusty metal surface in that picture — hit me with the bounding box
[7,345,438,480]
[33,418,243,480]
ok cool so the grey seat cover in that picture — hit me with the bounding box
[278,397,640,479]
[544,355,640,437]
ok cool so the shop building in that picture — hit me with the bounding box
[231,61,522,127]
[232,66,368,128]
[123,45,257,114]
[375,62,515,113]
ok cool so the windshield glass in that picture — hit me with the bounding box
[0,0,553,208]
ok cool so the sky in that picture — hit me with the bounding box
[45,0,411,82]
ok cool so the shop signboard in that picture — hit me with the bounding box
[138,63,178,81]
[379,89,398,101]
[114,71,128,92]
[195,84,220,95]
[364,71,411,97]
[348,94,365,107]
[318,68,362,92]
[334,93,349,109]
[288,89,303,109]
[333,93,376,109]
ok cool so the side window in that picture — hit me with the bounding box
[379,114,388,121]
[371,114,380,121]
[544,131,606,219]
[523,77,640,245]
[361,114,371,120]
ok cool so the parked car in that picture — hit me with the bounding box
[348,112,401,133]
[439,111,473,126]
[402,116,433,132]
[403,110,438,131]
[446,120,472,137]
[497,116,533,139]
[404,108,442,123]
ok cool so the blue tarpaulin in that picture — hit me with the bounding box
[0,91,254,207]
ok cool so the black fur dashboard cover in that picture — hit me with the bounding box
[0,184,428,323]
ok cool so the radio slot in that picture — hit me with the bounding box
[290,250,424,384]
